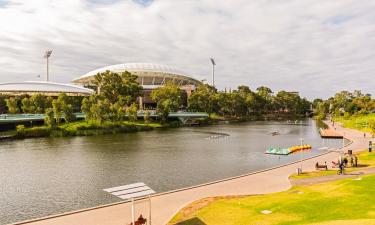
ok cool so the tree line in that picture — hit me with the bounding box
[1,71,312,126]
[313,90,375,120]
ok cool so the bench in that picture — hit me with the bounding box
[315,162,328,170]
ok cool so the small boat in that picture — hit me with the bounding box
[265,147,291,155]
[289,144,312,152]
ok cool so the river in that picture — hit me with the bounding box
[0,119,346,224]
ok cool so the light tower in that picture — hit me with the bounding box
[44,50,52,82]
[210,57,216,87]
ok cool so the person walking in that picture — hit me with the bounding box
[338,161,344,175]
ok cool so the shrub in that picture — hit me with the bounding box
[16,126,51,138]
[144,110,150,123]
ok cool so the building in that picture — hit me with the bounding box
[72,63,203,108]
[0,81,94,96]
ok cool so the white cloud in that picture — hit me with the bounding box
[0,0,374,99]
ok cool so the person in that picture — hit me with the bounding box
[354,156,358,167]
[343,157,348,167]
[338,161,344,175]
[364,132,366,138]
[350,157,354,167]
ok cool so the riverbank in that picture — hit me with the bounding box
[11,120,371,225]
[2,112,308,141]
[12,121,163,139]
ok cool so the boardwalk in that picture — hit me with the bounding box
[319,128,343,138]
[12,121,371,225]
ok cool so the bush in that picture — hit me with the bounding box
[16,126,51,138]
[144,111,150,123]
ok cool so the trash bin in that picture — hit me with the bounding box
[369,141,372,153]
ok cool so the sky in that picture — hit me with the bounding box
[0,0,374,99]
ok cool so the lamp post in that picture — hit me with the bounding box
[44,50,52,82]
[300,138,304,173]
[210,58,216,87]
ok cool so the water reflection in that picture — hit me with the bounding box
[0,119,345,224]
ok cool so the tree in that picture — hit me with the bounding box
[21,97,34,113]
[94,70,142,105]
[256,86,273,112]
[44,108,56,128]
[52,99,63,125]
[126,103,138,122]
[143,110,151,123]
[0,94,7,114]
[151,82,181,122]
[30,94,46,113]
[188,84,218,115]
[63,104,76,123]
[5,97,20,114]
[82,96,94,122]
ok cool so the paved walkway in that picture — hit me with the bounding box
[13,121,373,225]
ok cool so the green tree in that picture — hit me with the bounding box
[52,99,63,125]
[21,97,34,113]
[256,86,273,112]
[30,94,47,113]
[143,110,151,123]
[63,104,76,123]
[188,84,218,115]
[5,97,20,114]
[94,70,142,105]
[126,102,138,122]
[151,82,181,122]
[44,108,56,128]
[82,96,95,122]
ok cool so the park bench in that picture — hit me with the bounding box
[315,162,328,170]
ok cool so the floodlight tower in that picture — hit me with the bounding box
[44,50,52,82]
[210,57,216,87]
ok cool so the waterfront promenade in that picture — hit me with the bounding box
[13,122,371,225]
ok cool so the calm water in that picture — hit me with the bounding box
[0,120,345,224]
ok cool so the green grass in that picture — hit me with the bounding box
[169,174,375,225]
[334,114,375,134]
[290,151,375,180]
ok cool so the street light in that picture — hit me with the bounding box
[44,50,52,82]
[210,58,216,87]
[300,138,304,174]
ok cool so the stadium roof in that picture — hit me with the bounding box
[0,81,94,96]
[76,63,190,80]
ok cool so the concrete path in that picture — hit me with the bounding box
[12,121,373,225]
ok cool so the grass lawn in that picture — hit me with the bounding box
[289,151,375,180]
[333,114,375,134]
[169,174,375,225]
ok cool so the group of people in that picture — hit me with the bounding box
[331,152,358,175]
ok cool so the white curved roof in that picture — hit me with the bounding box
[76,63,192,80]
[0,81,94,95]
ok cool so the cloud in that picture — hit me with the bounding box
[0,0,374,99]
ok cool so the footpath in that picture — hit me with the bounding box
[12,121,372,225]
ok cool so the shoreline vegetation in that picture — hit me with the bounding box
[1,72,374,140]
[1,70,313,140]
[5,112,307,140]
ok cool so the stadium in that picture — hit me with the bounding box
[72,63,203,108]
[0,81,94,96]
